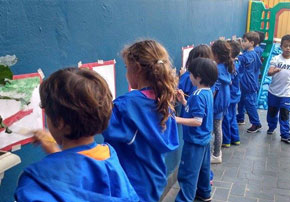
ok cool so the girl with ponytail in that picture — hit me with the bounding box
[102,39,179,202]
[210,40,234,164]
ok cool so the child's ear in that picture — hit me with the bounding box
[57,119,71,134]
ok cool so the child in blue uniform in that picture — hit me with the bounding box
[267,34,290,144]
[178,45,214,117]
[14,68,139,202]
[102,40,179,202]
[222,40,242,147]
[175,58,218,202]
[211,40,233,163]
[254,31,265,58]
[237,31,262,133]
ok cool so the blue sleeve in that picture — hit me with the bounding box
[189,95,205,118]
[102,101,135,144]
[238,53,254,69]
[15,172,58,202]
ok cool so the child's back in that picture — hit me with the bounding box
[15,68,139,202]
[239,50,262,93]
[16,143,138,202]
[103,40,179,201]
[104,89,178,201]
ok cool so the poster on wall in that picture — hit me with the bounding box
[78,60,116,100]
[0,73,44,151]
[182,45,194,68]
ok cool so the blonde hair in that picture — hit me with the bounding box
[122,40,177,129]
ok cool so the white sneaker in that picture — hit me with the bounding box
[211,154,222,164]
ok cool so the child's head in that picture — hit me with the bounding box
[281,34,290,59]
[242,32,260,49]
[255,31,265,45]
[122,39,177,129]
[185,44,213,69]
[39,68,113,142]
[227,40,241,59]
[188,58,218,87]
[211,40,234,73]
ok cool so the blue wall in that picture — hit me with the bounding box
[0,0,249,201]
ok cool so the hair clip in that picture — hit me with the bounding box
[157,60,164,64]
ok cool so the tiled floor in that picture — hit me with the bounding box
[162,110,290,202]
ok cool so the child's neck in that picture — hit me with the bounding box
[196,84,209,89]
[247,47,254,51]
[61,136,95,150]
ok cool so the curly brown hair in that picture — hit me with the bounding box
[40,68,113,140]
[122,40,177,130]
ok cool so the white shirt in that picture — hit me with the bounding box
[268,54,290,97]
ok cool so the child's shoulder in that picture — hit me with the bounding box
[191,88,212,100]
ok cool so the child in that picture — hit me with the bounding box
[211,40,233,163]
[178,44,214,117]
[222,40,242,147]
[255,31,265,58]
[14,68,139,202]
[237,31,262,133]
[175,57,218,202]
[102,40,179,202]
[267,34,290,144]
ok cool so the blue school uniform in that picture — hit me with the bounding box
[102,88,179,202]
[214,63,231,120]
[222,60,241,144]
[15,142,139,202]
[176,88,213,202]
[178,71,197,117]
[254,46,264,58]
[237,50,262,125]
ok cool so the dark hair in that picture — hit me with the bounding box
[243,32,260,46]
[255,31,265,44]
[122,40,177,130]
[185,44,213,68]
[40,68,113,140]
[188,58,218,87]
[227,40,241,58]
[281,34,290,46]
[211,40,234,73]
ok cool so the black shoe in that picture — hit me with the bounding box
[195,195,212,202]
[237,120,245,125]
[267,128,275,135]
[281,137,290,144]
[247,125,262,133]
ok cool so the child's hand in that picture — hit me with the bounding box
[179,67,186,76]
[33,129,61,154]
[176,89,187,106]
[273,67,281,74]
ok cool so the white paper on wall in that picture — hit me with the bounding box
[0,74,44,151]
[79,60,116,100]
[182,45,194,68]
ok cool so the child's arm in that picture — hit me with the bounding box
[175,116,202,127]
[268,66,281,76]
[268,56,280,76]
[33,130,61,154]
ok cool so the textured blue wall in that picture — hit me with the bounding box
[0,0,249,201]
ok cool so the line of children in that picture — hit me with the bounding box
[267,34,290,143]
[211,40,233,164]
[222,40,242,147]
[102,40,179,202]
[237,31,263,133]
[15,33,286,201]
[14,68,139,201]
[175,57,218,202]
